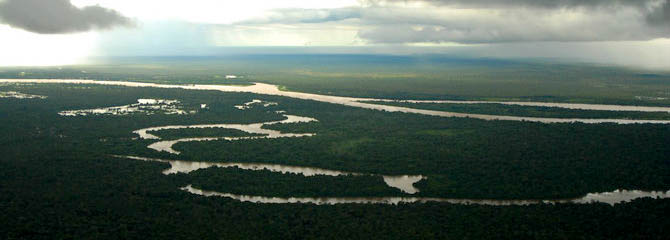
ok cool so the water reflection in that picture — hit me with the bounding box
[3,79,670,124]
[116,155,356,176]
[383,175,424,194]
[234,99,277,110]
[0,91,47,99]
[133,114,317,154]
[372,99,670,113]
[182,185,670,206]
[114,155,425,194]
[4,79,670,205]
[59,99,189,116]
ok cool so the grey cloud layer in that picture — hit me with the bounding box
[372,0,670,27]
[239,8,361,24]
[357,6,668,43]
[236,0,670,43]
[646,1,670,26]
[364,0,656,8]
[0,0,132,34]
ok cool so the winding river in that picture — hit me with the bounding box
[113,155,670,205]
[114,155,425,194]
[133,114,317,154]
[2,79,670,124]
[4,79,670,205]
[372,99,670,113]
[182,185,670,206]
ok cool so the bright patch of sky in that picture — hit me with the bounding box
[0,25,96,66]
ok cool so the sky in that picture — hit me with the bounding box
[0,0,669,69]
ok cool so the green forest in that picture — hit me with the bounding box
[2,55,670,106]
[1,65,669,239]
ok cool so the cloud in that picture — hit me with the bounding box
[368,0,670,26]
[356,6,668,43]
[0,0,133,34]
[646,1,670,26]
[231,0,670,44]
[363,0,655,9]
[238,8,361,24]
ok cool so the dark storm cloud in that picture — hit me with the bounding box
[364,0,653,8]
[646,1,670,26]
[0,0,133,34]
[354,3,669,43]
[364,0,670,25]
[240,0,669,43]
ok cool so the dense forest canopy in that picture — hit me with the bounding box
[1,60,669,238]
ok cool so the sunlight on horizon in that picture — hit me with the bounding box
[0,25,96,66]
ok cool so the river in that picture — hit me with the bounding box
[2,79,670,124]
